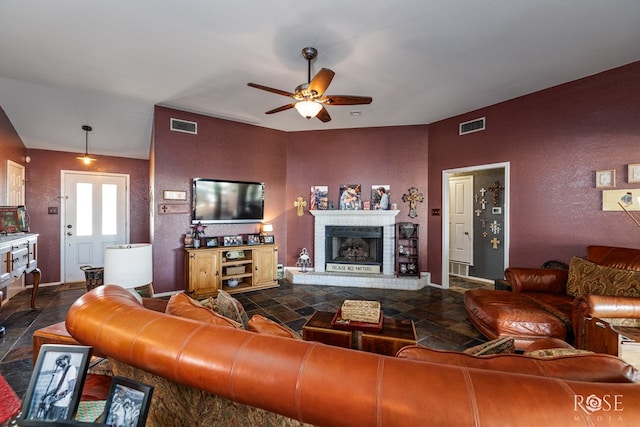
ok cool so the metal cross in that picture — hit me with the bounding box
[475,209,482,217]
[488,180,505,206]
[480,188,486,196]
[490,237,500,249]
[401,187,424,218]
[490,220,501,234]
[480,199,487,210]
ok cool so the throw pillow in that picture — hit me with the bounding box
[247,315,301,339]
[566,256,640,297]
[524,348,593,358]
[463,337,515,355]
[166,293,241,328]
[216,289,249,329]
[196,296,218,312]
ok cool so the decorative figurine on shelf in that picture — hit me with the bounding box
[296,248,312,273]
[294,196,307,217]
[401,187,424,218]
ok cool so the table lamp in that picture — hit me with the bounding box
[261,223,273,235]
[104,244,153,298]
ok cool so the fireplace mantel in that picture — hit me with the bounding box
[310,210,399,274]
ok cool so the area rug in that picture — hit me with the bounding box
[58,281,87,291]
[0,373,21,424]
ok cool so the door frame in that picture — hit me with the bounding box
[59,170,130,283]
[441,161,510,289]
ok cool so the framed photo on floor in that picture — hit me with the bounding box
[103,376,154,427]
[19,344,92,424]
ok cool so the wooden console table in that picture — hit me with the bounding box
[0,233,41,308]
[302,311,417,356]
[583,317,640,369]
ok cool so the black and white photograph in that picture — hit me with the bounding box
[19,345,92,423]
[103,377,153,427]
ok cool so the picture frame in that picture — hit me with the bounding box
[262,235,275,244]
[371,185,391,210]
[310,185,329,210]
[339,184,362,210]
[204,236,218,247]
[223,235,243,246]
[247,234,261,245]
[19,344,92,423]
[628,163,640,184]
[162,190,187,200]
[595,169,616,188]
[102,376,154,427]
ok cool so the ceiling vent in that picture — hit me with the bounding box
[170,118,197,134]
[459,117,485,135]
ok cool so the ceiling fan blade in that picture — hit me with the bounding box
[308,68,335,97]
[265,104,296,114]
[322,95,373,105]
[316,106,331,122]
[247,83,295,98]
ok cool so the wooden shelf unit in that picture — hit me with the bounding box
[395,223,419,277]
[185,244,278,298]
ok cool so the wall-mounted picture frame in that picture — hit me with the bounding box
[595,169,616,188]
[602,189,640,211]
[204,236,218,247]
[628,163,640,184]
[247,234,261,245]
[163,190,187,200]
[223,235,243,246]
[19,345,92,423]
[262,235,275,244]
[103,376,154,427]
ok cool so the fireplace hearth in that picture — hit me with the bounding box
[325,226,383,273]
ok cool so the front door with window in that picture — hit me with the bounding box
[62,171,129,283]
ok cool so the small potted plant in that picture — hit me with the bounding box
[191,222,207,248]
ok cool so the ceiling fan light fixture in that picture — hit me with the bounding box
[76,125,97,164]
[295,100,322,119]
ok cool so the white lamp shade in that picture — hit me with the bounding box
[294,101,322,119]
[262,223,273,233]
[104,244,153,289]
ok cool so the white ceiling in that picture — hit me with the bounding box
[1,1,639,160]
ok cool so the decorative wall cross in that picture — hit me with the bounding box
[490,220,501,234]
[488,180,504,206]
[480,199,487,210]
[401,187,424,218]
[490,237,500,249]
[480,188,486,197]
[475,209,482,217]
[294,196,307,217]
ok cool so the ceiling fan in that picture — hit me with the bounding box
[247,47,372,122]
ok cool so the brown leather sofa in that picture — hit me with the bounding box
[464,246,640,350]
[65,285,640,426]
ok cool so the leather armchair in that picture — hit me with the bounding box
[573,294,640,348]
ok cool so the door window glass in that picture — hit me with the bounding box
[76,183,93,236]
[102,184,117,235]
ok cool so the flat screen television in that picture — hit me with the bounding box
[192,178,264,224]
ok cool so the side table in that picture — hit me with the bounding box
[583,317,640,369]
[32,321,104,363]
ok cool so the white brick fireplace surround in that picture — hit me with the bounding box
[286,210,429,290]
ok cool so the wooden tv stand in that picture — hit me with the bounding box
[185,244,279,298]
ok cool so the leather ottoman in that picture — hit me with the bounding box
[464,289,567,350]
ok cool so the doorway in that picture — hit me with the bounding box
[6,160,25,205]
[61,171,129,283]
[441,162,510,289]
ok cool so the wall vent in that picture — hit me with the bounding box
[459,117,485,135]
[170,118,197,134]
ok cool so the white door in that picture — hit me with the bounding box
[449,175,473,265]
[62,171,129,283]
[6,160,25,205]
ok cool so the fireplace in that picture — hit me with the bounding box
[325,226,383,273]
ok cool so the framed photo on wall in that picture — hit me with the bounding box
[19,345,92,423]
[628,163,640,184]
[103,376,154,427]
[595,169,616,188]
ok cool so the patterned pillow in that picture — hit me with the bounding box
[247,315,301,339]
[566,256,640,297]
[166,293,241,329]
[525,348,593,358]
[463,337,515,355]
[216,289,249,329]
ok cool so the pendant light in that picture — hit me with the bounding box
[76,125,97,164]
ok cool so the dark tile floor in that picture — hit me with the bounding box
[0,277,490,399]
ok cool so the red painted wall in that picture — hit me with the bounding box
[24,149,149,283]
[0,106,26,202]
[151,107,288,294]
[427,61,640,284]
[285,126,429,267]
